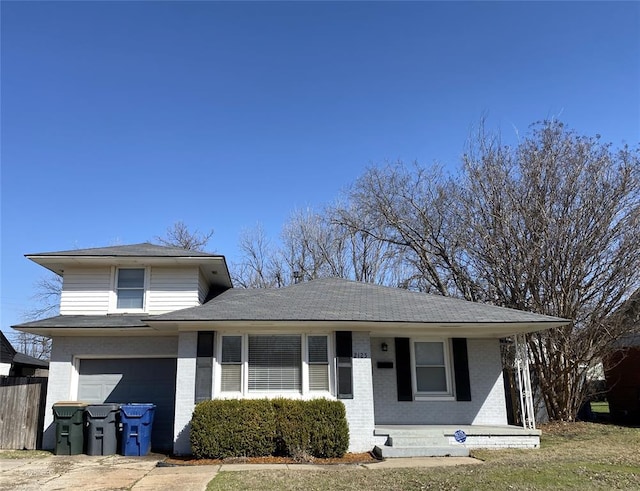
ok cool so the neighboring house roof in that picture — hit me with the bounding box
[0,330,49,368]
[612,334,640,349]
[1,331,16,363]
[12,352,49,369]
[25,242,233,290]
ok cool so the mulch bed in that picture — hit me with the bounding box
[163,452,379,466]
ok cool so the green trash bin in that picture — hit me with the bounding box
[53,402,88,455]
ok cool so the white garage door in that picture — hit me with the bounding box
[78,358,177,452]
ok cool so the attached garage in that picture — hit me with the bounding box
[78,358,177,452]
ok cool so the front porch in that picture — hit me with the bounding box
[373,425,541,458]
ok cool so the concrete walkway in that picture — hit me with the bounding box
[0,454,481,490]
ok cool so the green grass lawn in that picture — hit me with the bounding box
[206,423,640,490]
[591,401,610,414]
[0,450,51,459]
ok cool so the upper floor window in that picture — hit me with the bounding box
[116,268,145,309]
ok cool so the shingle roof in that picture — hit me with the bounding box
[27,243,218,258]
[153,277,568,324]
[12,352,49,368]
[14,314,150,329]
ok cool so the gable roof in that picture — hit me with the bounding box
[152,277,568,331]
[26,242,232,289]
[26,242,219,258]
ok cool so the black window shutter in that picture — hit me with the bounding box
[395,337,413,401]
[195,332,215,403]
[452,338,472,401]
[335,331,353,399]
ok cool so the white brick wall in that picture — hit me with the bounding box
[342,332,377,452]
[450,435,540,448]
[371,337,508,425]
[173,332,197,455]
[42,335,178,449]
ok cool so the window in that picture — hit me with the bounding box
[116,268,145,309]
[221,336,242,392]
[248,335,301,392]
[307,336,329,391]
[218,334,331,395]
[413,340,452,396]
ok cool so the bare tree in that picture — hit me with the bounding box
[13,274,62,360]
[461,120,640,420]
[334,163,482,299]
[155,221,214,251]
[232,225,287,288]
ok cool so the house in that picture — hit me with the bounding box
[13,243,570,456]
[604,334,640,424]
[0,331,49,377]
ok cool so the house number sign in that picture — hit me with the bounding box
[353,352,369,358]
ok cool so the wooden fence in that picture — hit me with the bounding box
[0,377,48,449]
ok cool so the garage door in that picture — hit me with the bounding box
[78,358,177,452]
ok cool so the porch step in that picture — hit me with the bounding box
[374,427,469,458]
[373,445,469,458]
[388,435,449,447]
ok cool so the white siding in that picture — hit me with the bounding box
[147,267,200,314]
[59,268,111,315]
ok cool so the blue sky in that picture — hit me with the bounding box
[1,1,639,336]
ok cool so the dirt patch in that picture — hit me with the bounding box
[164,452,378,466]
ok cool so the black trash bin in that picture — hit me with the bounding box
[53,402,88,455]
[120,403,156,456]
[85,404,120,455]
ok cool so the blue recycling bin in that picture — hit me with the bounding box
[119,403,156,456]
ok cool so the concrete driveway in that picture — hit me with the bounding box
[0,453,481,490]
[0,454,217,491]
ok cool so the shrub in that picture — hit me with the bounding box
[190,399,276,459]
[306,398,349,458]
[190,398,349,459]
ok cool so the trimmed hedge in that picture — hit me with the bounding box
[190,399,276,459]
[190,398,349,459]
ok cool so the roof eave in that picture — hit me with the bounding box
[146,319,569,338]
